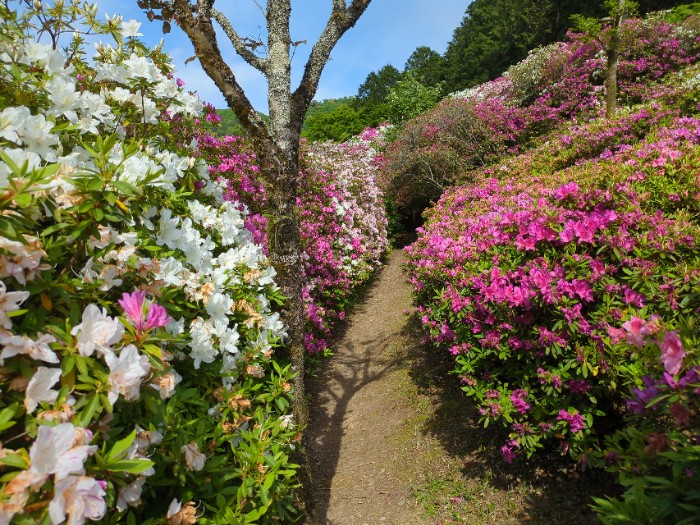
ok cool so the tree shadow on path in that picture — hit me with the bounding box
[307,255,417,525]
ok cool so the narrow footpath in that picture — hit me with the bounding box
[308,250,430,525]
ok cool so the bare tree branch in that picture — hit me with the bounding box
[171,0,269,142]
[291,0,371,133]
[211,7,268,73]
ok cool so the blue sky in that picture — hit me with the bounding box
[97,1,470,111]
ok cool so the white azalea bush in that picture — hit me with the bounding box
[0,4,299,524]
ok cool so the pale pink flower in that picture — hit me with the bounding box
[133,426,163,455]
[622,316,648,347]
[0,236,49,284]
[71,304,124,357]
[48,475,106,525]
[166,499,198,524]
[180,442,205,471]
[0,281,30,329]
[105,344,150,404]
[25,367,61,413]
[29,423,96,480]
[660,331,685,375]
[0,469,47,522]
[0,332,58,365]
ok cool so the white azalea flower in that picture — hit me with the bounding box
[206,293,233,323]
[124,53,159,82]
[180,442,205,471]
[156,209,182,249]
[265,312,287,339]
[16,113,59,161]
[105,86,132,104]
[70,304,124,357]
[165,316,185,336]
[133,426,163,454]
[218,324,240,355]
[46,75,80,123]
[188,317,217,368]
[0,107,30,143]
[120,19,143,38]
[29,423,97,478]
[29,40,66,71]
[25,367,61,413]
[155,256,185,287]
[49,475,106,525]
[0,281,30,329]
[149,370,182,399]
[257,266,277,286]
[0,332,58,365]
[0,147,42,187]
[105,344,150,404]
[116,475,146,512]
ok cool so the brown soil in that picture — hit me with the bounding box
[308,250,616,525]
[308,250,428,525]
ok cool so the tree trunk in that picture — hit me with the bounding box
[158,3,373,522]
[605,36,619,117]
[605,0,627,118]
[255,138,319,524]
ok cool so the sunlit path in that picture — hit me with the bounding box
[308,250,430,525]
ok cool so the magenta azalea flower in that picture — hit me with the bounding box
[146,303,171,330]
[118,290,171,333]
[118,290,147,332]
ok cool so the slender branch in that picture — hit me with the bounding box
[291,0,371,133]
[171,0,269,142]
[211,7,268,73]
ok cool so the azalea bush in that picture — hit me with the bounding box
[381,13,700,226]
[0,4,300,524]
[407,161,700,462]
[198,129,389,355]
[404,12,700,465]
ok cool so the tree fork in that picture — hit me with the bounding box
[142,2,373,522]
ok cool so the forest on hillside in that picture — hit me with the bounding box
[291,0,700,142]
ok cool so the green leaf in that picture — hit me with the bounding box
[106,430,137,462]
[0,452,29,469]
[107,459,155,474]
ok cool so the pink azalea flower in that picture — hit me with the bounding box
[660,331,685,376]
[119,290,171,333]
[118,290,147,332]
[622,316,648,347]
[146,303,171,330]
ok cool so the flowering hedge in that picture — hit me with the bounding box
[403,10,700,521]
[198,129,389,355]
[0,4,299,524]
[381,14,700,224]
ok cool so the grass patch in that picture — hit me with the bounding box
[394,314,619,525]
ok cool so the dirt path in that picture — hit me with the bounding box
[308,250,429,525]
[307,250,614,525]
